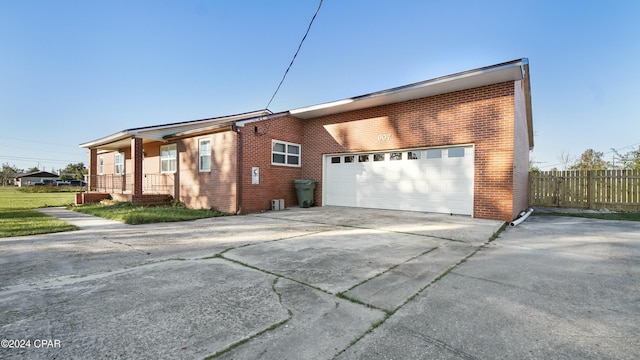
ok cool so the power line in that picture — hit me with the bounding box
[0,155,82,165]
[265,0,323,110]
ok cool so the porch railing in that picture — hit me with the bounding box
[89,173,174,196]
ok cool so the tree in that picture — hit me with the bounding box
[61,163,87,180]
[26,167,39,173]
[529,157,542,173]
[558,150,573,171]
[613,146,640,170]
[1,163,20,186]
[570,149,608,171]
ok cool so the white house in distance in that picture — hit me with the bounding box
[14,171,59,187]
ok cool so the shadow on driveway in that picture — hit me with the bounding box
[9,206,594,359]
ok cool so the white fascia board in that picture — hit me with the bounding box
[79,131,132,149]
[234,111,289,127]
[79,110,272,148]
[290,59,528,119]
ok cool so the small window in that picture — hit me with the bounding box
[114,152,125,174]
[448,147,465,158]
[426,149,442,159]
[98,156,104,175]
[272,140,301,167]
[373,154,385,161]
[358,154,370,162]
[161,144,177,173]
[407,151,421,160]
[199,139,211,172]
[331,157,341,164]
[390,152,402,161]
[344,156,354,163]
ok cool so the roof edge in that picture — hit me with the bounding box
[290,58,529,119]
[80,109,272,149]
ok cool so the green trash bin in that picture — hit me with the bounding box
[294,179,317,208]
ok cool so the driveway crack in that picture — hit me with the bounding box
[204,277,293,359]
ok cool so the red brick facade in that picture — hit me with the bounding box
[237,115,304,213]
[235,81,528,221]
[176,131,238,212]
[84,69,531,221]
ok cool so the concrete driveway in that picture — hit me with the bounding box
[1,207,638,359]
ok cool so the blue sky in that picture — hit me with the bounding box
[1,0,638,172]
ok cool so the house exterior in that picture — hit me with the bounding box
[79,59,533,221]
[14,171,59,187]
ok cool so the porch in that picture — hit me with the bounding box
[77,173,175,206]
[88,173,175,196]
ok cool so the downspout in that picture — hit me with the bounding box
[233,124,243,214]
[510,208,534,226]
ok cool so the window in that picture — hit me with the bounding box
[390,152,402,161]
[272,140,301,167]
[98,156,104,175]
[331,156,341,164]
[448,147,465,158]
[344,156,354,163]
[160,144,177,173]
[407,151,421,160]
[114,152,125,174]
[426,149,442,159]
[199,139,211,172]
[374,153,385,161]
[358,154,370,162]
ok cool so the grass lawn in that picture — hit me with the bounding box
[0,187,78,237]
[535,211,640,222]
[72,201,229,225]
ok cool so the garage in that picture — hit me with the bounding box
[323,145,474,215]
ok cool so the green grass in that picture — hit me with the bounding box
[535,211,640,222]
[72,201,230,225]
[0,187,78,237]
[18,185,85,193]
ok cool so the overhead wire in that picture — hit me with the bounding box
[265,0,323,110]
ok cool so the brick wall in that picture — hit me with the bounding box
[299,82,517,221]
[512,80,531,218]
[75,192,110,205]
[142,141,163,174]
[177,131,238,212]
[239,116,304,213]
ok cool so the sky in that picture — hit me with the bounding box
[1,0,638,173]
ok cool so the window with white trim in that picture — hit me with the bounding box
[272,140,301,167]
[199,139,211,172]
[407,151,421,160]
[426,149,442,159]
[160,144,177,173]
[114,152,125,174]
[448,147,465,158]
[98,156,104,175]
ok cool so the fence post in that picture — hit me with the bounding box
[587,170,595,210]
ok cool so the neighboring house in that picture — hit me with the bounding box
[79,58,533,221]
[14,171,59,187]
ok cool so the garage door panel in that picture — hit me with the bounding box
[325,146,473,215]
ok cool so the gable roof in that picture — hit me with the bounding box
[80,59,533,150]
[289,58,533,147]
[17,171,58,178]
[80,110,271,150]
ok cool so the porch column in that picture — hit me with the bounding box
[89,148,97,191]
[131,137,143,196]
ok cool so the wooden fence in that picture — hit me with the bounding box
[529,170,640,211]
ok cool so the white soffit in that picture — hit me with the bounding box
[290,59,527,119]
[80,110,269,149]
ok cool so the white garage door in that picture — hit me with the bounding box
[324,146,474,215]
